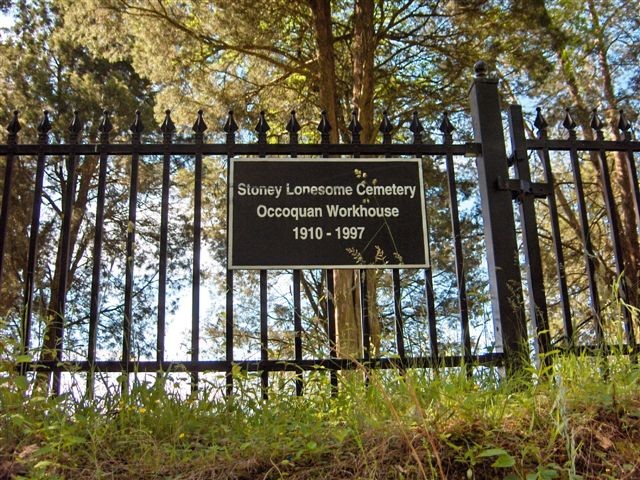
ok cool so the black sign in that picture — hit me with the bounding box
[228,158,428,269]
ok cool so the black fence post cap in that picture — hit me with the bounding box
[474,60,488,78]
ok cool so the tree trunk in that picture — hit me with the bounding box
[308,0,383,358]
[352,0,376,143]
[309,0,341,143]
[352,0,381,356]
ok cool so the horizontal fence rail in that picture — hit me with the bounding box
[1,67,639,398]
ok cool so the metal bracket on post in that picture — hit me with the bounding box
[497,175,552,200]
[469,61,528,374]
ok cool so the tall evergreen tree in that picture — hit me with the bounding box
[0,0,193,381]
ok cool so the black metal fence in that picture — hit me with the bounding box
[1,63,639,397]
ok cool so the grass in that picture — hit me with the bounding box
[0,355,639,479]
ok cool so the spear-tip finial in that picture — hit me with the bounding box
[37,110,52,134]
[99,109,113,134]
[409,111,424,144]
[7,110,21,135]
[409,111,424,135]
[534,107,548,131]
[562,108,576,131]
[590,108,603,132]
[348,109,362,144]
[439,111,455,136]
[617,108,632,132]
[68,110,83,135]
[379,110,393,135]
[317,110,332,134]
[192,109,207,134]
[160,109,176,134]
[130,110,144,135]
[348,109,362,133]
[223,110,238,134]
[255,110,270,134]
[286,110,301,133]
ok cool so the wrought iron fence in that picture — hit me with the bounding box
[0,62,638,397]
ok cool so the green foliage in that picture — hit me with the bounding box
[1,353,639,478]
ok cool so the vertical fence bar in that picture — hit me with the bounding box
[293,270,303,394]
[469,62,527,372]
[22,111,51,378]
[380,113,406,367]
[410,112,439,369]
[591,110,636,353]
[224,111,237,398]
[391,269,405,365]
[191,110,206,392]
[534,108,574,348]
[319,111,338,394]
[441,112,472,371]
[424,224,439,369]
[87,110,112,396]
[225,271,234,397]
[123,111,143,394]
[287,111,304,395]
[508,105,551,364]
[256,111,270,399]
[51,112,83,395]
[326,269,338,394]
[359,274,369,360]
[0,111,20,290]
[350,110,370,380]
[158,111,175,371]
[563,109,604,346]
[260,269,269,399]
[360,268,370,383]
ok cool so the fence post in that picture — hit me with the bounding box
[468,61,528,373]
